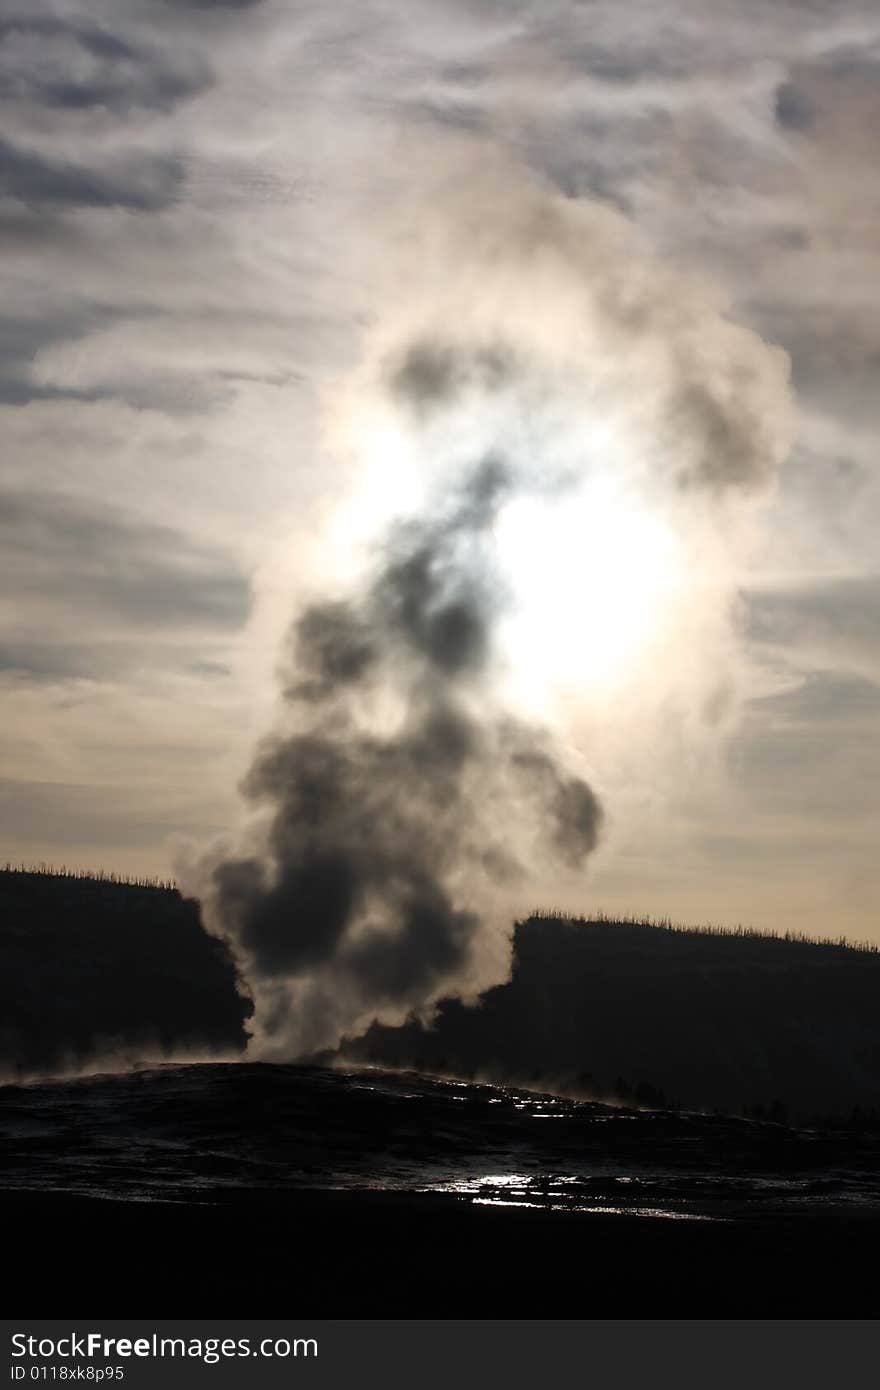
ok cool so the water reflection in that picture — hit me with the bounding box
[419,1170,714,1218]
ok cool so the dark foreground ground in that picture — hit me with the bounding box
[5,1188,880,1316]
[3,1062,879,1316]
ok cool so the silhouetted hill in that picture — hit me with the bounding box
[0,867,249,1076]
[347,915,880,1126]
[3,872,879,1123]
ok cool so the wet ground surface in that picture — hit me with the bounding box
[2,1061,879,1218]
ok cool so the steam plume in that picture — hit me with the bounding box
[190,148,791,1059]
[199,456,600,1056]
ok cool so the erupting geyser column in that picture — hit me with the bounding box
[188,151,791,1060]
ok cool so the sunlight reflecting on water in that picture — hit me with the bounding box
[419,1169,721,1219]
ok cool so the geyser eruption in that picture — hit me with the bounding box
[200,456,602,1057]
[192,150,791,1059]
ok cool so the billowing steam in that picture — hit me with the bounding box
[190,149,792,1059]
[198,456,602,1056]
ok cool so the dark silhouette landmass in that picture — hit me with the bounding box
[348,915,880,1127]
[3,869,880,1315]
[0,866,249,1075]
[1,868,878,1126]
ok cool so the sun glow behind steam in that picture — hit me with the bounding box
[326,403,687,729]
[493,481,685,715]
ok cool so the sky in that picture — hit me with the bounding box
[2,0,879,945]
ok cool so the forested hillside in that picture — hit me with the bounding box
[349,915,880,1125]
[0,868,249,1076]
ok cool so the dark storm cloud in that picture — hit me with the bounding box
[0,138,184,212]
[0,16,210,113]
[201,456,602,1050]
[0,492,250,631]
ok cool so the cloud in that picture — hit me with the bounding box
[0,306,127,405]
[735,671,880,823]
[766,671,880,722]
[0,16,210,113]
[0,138,184,211]
[0,491,250,631]
[0,641,234,684]
[746,575,880,683]
[0,777,200,848]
